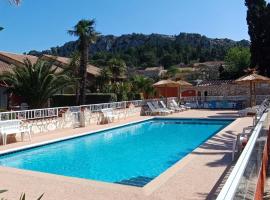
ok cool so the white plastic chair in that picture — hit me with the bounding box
[0,120,31,145]
[101,108,117,123]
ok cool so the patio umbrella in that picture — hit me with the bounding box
[177,80,192,100]
[235,73,270,107]
[153,80,180,105]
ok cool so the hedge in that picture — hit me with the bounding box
[51,93,117,107]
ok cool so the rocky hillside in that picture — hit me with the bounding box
[29,33,250,68]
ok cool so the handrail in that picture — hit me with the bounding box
[216,111,268,200]
[0,98,171,121]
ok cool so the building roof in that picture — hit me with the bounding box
[193,61,225,68]
[197,80,234,87]
[0,52,101,77]
[0,51,38,65]
[42,54,101,77]
[144,66,164,71]
[0,60,13,74]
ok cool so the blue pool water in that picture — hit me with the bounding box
[0,118,232,186]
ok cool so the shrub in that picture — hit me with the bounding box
[51,93,117,107]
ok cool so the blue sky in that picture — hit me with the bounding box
[0,0,249,53]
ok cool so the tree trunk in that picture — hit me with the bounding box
[75,65,80,106]
[75,82,80,106]
[79,37,89,105]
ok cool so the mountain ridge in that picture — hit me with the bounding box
[28,32,250,68]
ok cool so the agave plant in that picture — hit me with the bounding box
[0,58,75,109]
[19,193,44,200]
[0,190,44,200]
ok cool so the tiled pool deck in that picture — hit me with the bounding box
[0,110,253,200]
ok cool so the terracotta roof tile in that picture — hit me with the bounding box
[0,51,38,65]
[197,80,234,86]
[42,54,101,76]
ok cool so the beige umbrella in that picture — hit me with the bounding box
[177,80,192,100]
[235,73,270,107]
[153,80,180,105]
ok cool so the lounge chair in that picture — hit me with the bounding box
[159,101,175,113]
[167,101,183,112]
[0,120,31,145]
[152,101,173,114]
[171,99,190,110]
[146,102,169,115]
[238,100,269,117]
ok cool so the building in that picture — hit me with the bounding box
[41,54,101,77]
[136,66,167,79]
[0,51,101,110]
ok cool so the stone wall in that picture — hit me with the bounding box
[196,83,270,96]
[24,107,142,135]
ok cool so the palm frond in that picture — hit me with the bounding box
[0,58,75,108]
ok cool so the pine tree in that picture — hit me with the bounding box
[245,0,270,75]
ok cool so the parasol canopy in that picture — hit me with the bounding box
[235,73,270,107]
[153,80,180,105]
[235,73,270,83]
[153,80,180,87]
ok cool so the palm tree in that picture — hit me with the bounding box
[96,68,112,92]
[0,59,74,109]
[131,75,155,99]
[68,19,100,105]
[108,58,127,83]
[69,51,81,105]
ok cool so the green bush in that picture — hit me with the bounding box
[51,93,117,107]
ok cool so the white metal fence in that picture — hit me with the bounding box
[216,108,270,200]
[181,95,270,102]
[1,95,268,121]
[0,99,165,121]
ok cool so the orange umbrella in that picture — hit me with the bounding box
[177,80,192,99]
[153,80,180,105]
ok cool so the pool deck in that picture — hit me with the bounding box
[0,110,253,200]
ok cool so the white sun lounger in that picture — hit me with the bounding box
[152,101,173,114]
[168,101,183,112]
[159,101,175,113]
[146,102,169,115]
[171,99,190,110]
[238,99,269,117]
[0,120,31,145]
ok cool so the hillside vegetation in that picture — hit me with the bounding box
[29,33,249,69]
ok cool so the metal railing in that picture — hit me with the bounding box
[182,95,270,102]
[0,108,60,121]
[0,99,149,121]
[216,108,270,200]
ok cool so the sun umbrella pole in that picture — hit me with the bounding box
[253,82,257,106]
[166,86,168,106]
[250,81,252,107]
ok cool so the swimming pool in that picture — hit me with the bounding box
[0,118,233,187]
